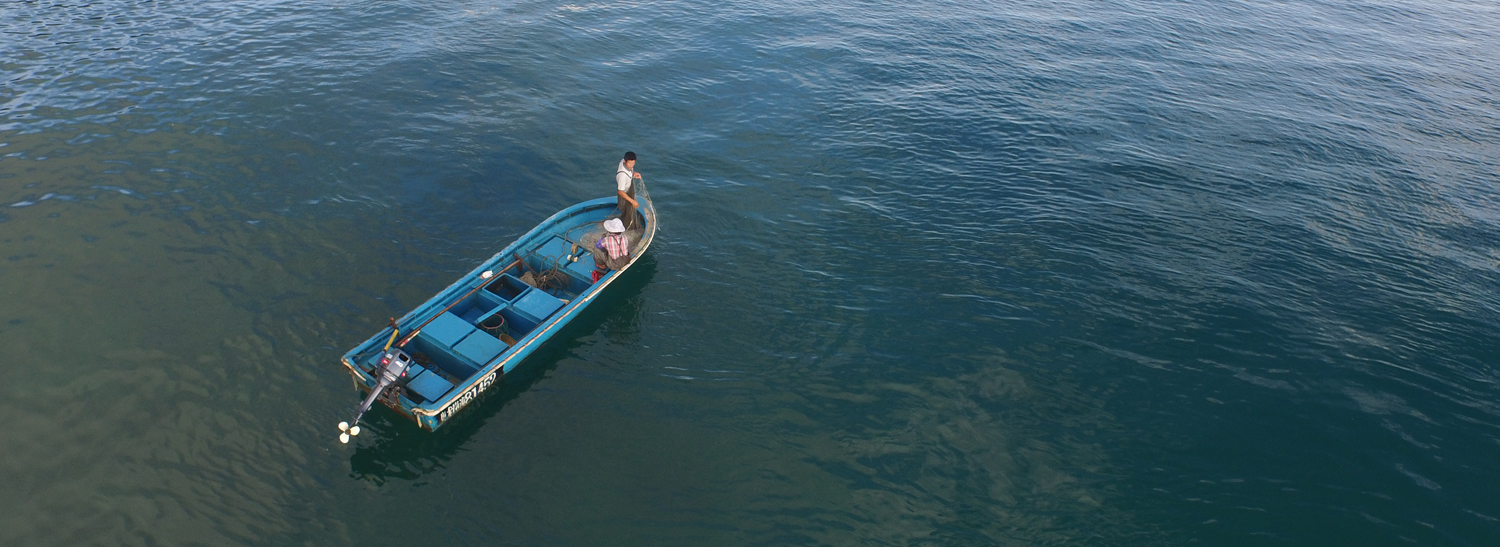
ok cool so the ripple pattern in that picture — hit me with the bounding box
[3,0,1500,545]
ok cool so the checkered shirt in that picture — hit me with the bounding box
[599,232,629,260]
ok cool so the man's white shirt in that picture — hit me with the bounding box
[616,160,634,193]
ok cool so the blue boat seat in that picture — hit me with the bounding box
[533,236,575,263]
[532,235,596,281]
[512,288,565,322]
[453,330,509,366]
[423,311,475,347]
[565,252,597,280]
[406,367,455,402]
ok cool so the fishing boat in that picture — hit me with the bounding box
[335,180,655,441]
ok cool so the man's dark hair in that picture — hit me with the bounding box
[623,151,637,162]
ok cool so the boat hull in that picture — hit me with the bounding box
[340,184,656,431]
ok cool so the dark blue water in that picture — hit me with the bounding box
[4,0,1499,544]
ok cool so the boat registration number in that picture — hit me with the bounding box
[439,371,497,423]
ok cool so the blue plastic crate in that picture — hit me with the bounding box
[566,253,598,279]
[406,368,455,402]
[422,311,476,347]
[512,288,565,322]
[453,330,509,366]
[532,236,573,262]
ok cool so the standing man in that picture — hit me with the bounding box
[616,151,642,230]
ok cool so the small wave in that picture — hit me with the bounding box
[10,193,55,207]
[90,185,135,195]
[1396,464,1442,490]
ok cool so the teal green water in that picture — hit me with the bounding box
[3,0,1499,545]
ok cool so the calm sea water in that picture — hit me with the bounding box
[4,0,1499,545]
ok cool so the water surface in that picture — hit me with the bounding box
[3,0,1499,545]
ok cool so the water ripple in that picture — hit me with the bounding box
[4,0,1500,545]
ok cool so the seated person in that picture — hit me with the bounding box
[592,218,630,282]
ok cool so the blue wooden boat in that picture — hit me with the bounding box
[336,180,655,440]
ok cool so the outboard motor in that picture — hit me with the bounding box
[338,347,414,443]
